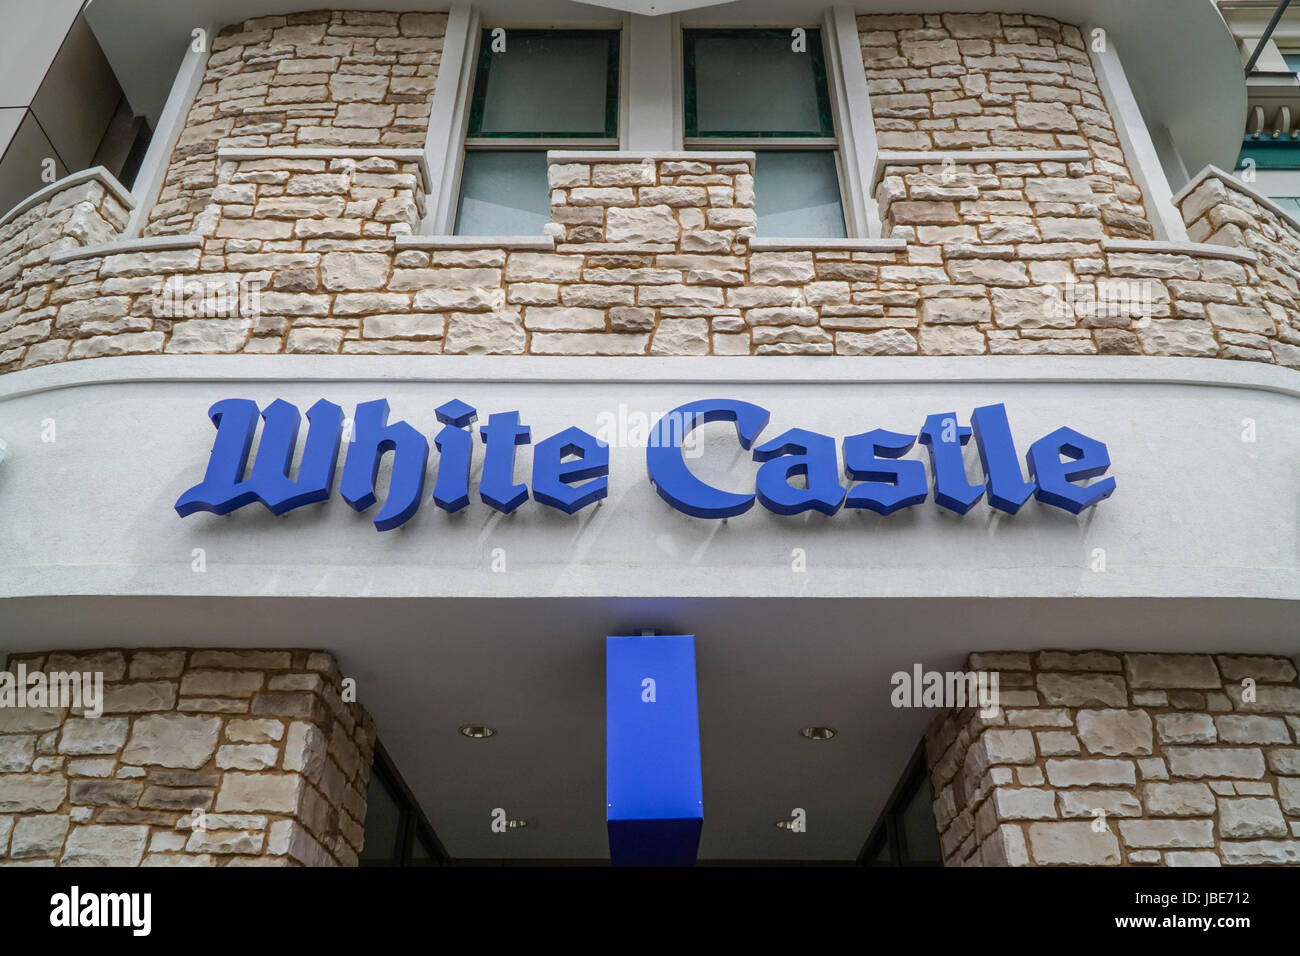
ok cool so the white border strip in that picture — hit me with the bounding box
[825,6,880,238]
[748,237,906,252]
[422,3,477,235]
[871,150,1091,191]
[2,355,1296,402]
[216,148,433,193]
[1100,237,1258,264]
[48,234,202,265]
[548,150,754,167]
[395,234,555,251]
[0,167,135,233]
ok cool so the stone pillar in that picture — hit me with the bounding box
[927,651,1300,866]
[0,648,374,866]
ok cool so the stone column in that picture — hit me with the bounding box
[927,651,1300,866]
[0,648,374,866]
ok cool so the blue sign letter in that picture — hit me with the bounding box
[1028,427,1116,514]
[753,428,845,516]
[176,398,342,518]
[532,426,609,514]
[646,399,770,519]
[842,428,927,515]
[971,403,1036,515]
[918,412,985,515]
[340,399,428,531]
[479,411,531,514]
[432,399,477,513]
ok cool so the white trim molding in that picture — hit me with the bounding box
[1100,237,1259,264]
[625,13,675,151]
[48,234,202,266]
[871,150,1091,191]
[422,4,479,235]
[395,234,555,251]
[748,236,905,252]
[826,6,880,238]
[125,25,214,239]
[215,148,433,193]
[548,150,754,166]
[1087,28,1189,243]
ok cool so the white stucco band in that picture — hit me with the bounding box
[0,355,1295,608]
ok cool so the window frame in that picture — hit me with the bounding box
[453,25,625,235]
[679,25,849,239]
[857,741,943,868]
[466,28,621,141]
[681,26,836,143]
[359,740,448,867]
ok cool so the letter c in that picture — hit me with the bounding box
[646,399,770,518]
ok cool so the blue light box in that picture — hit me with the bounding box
[606,634,704,866]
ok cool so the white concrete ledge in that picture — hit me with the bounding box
[547,150,754,167]
[48,234,202,265]
[1100,237,1259,264]
[0,167,135,233]
[872,150,1091,189]
[3,355,1297,403]
[1174,164,1300,238]
[215,147,433,193]
[748,237,907,252]
[395,234,556,251]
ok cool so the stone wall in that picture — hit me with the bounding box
[1,13,1299,369]
[0,172,134,365]
[1177,171,1300,366]
[146,10,446,237]
[0,648,373,867]
[859,12,1152,239]
[927,651,1300,866]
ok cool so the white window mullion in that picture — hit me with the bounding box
[826,5,880,238]
[423,3,480,235]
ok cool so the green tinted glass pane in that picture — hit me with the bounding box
[685,29,833,137]
[898,779,942,864]
[455,151,550,236]
[1284,53,1300,73]
[359,770,403,863]
[470,31,617,137]
[755,151,845,238]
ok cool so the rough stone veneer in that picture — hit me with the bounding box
[928,652,1300,866]
[1176,172,1300,366]
[2,9,1300,368]
[0,649,374,867]
[859,12,1152,239]
[146,10,446,237]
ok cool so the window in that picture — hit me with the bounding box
[359,742,447,866]
[858,744,942,866]
[454,29,620,236]
[683,28,846,239]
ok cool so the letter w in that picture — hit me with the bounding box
[175,398,343,517]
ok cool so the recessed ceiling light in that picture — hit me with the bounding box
[799,726,837,740]
[458,724,496,738]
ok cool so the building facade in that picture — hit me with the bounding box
[0,0,1296,867]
